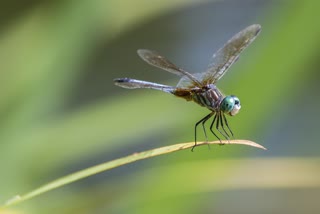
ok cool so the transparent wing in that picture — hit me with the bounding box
[194,24,261,85]
[114,78,175,94]
[137,49,202,87]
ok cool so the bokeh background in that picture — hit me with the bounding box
[0,0,319,213]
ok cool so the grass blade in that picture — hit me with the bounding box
[2,140,265,207]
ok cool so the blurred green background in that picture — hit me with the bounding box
[0,0,319,213]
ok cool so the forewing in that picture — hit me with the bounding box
[137,49,201,87]
[176,73,203,88]
[199,24,261,85]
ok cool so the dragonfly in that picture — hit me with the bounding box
[114,24,261,151]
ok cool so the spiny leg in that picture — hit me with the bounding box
[215,112,229,144]
[219,112,231,142]
[201,115,212,142]
[193,113,213,151]
[201,113,214,150]
[209,112,221,143]
[222,113,234,138]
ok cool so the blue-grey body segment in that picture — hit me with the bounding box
[114,78,174,93]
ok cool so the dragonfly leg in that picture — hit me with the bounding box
[220,112,231,143]
[193,113,213,151]
[222,113,234,139]
[209,112,221,143]
[201,114,213,150]
[215,112,229,144]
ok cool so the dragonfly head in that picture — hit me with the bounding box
[221,95,241,116]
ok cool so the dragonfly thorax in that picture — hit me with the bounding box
[220,95,241,116]
[190,84,223,111]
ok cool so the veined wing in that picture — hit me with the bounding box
[137,49,202,87]
[114,78,175,93]
[196,24,261,85]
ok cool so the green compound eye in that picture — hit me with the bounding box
[221,95,241,116]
